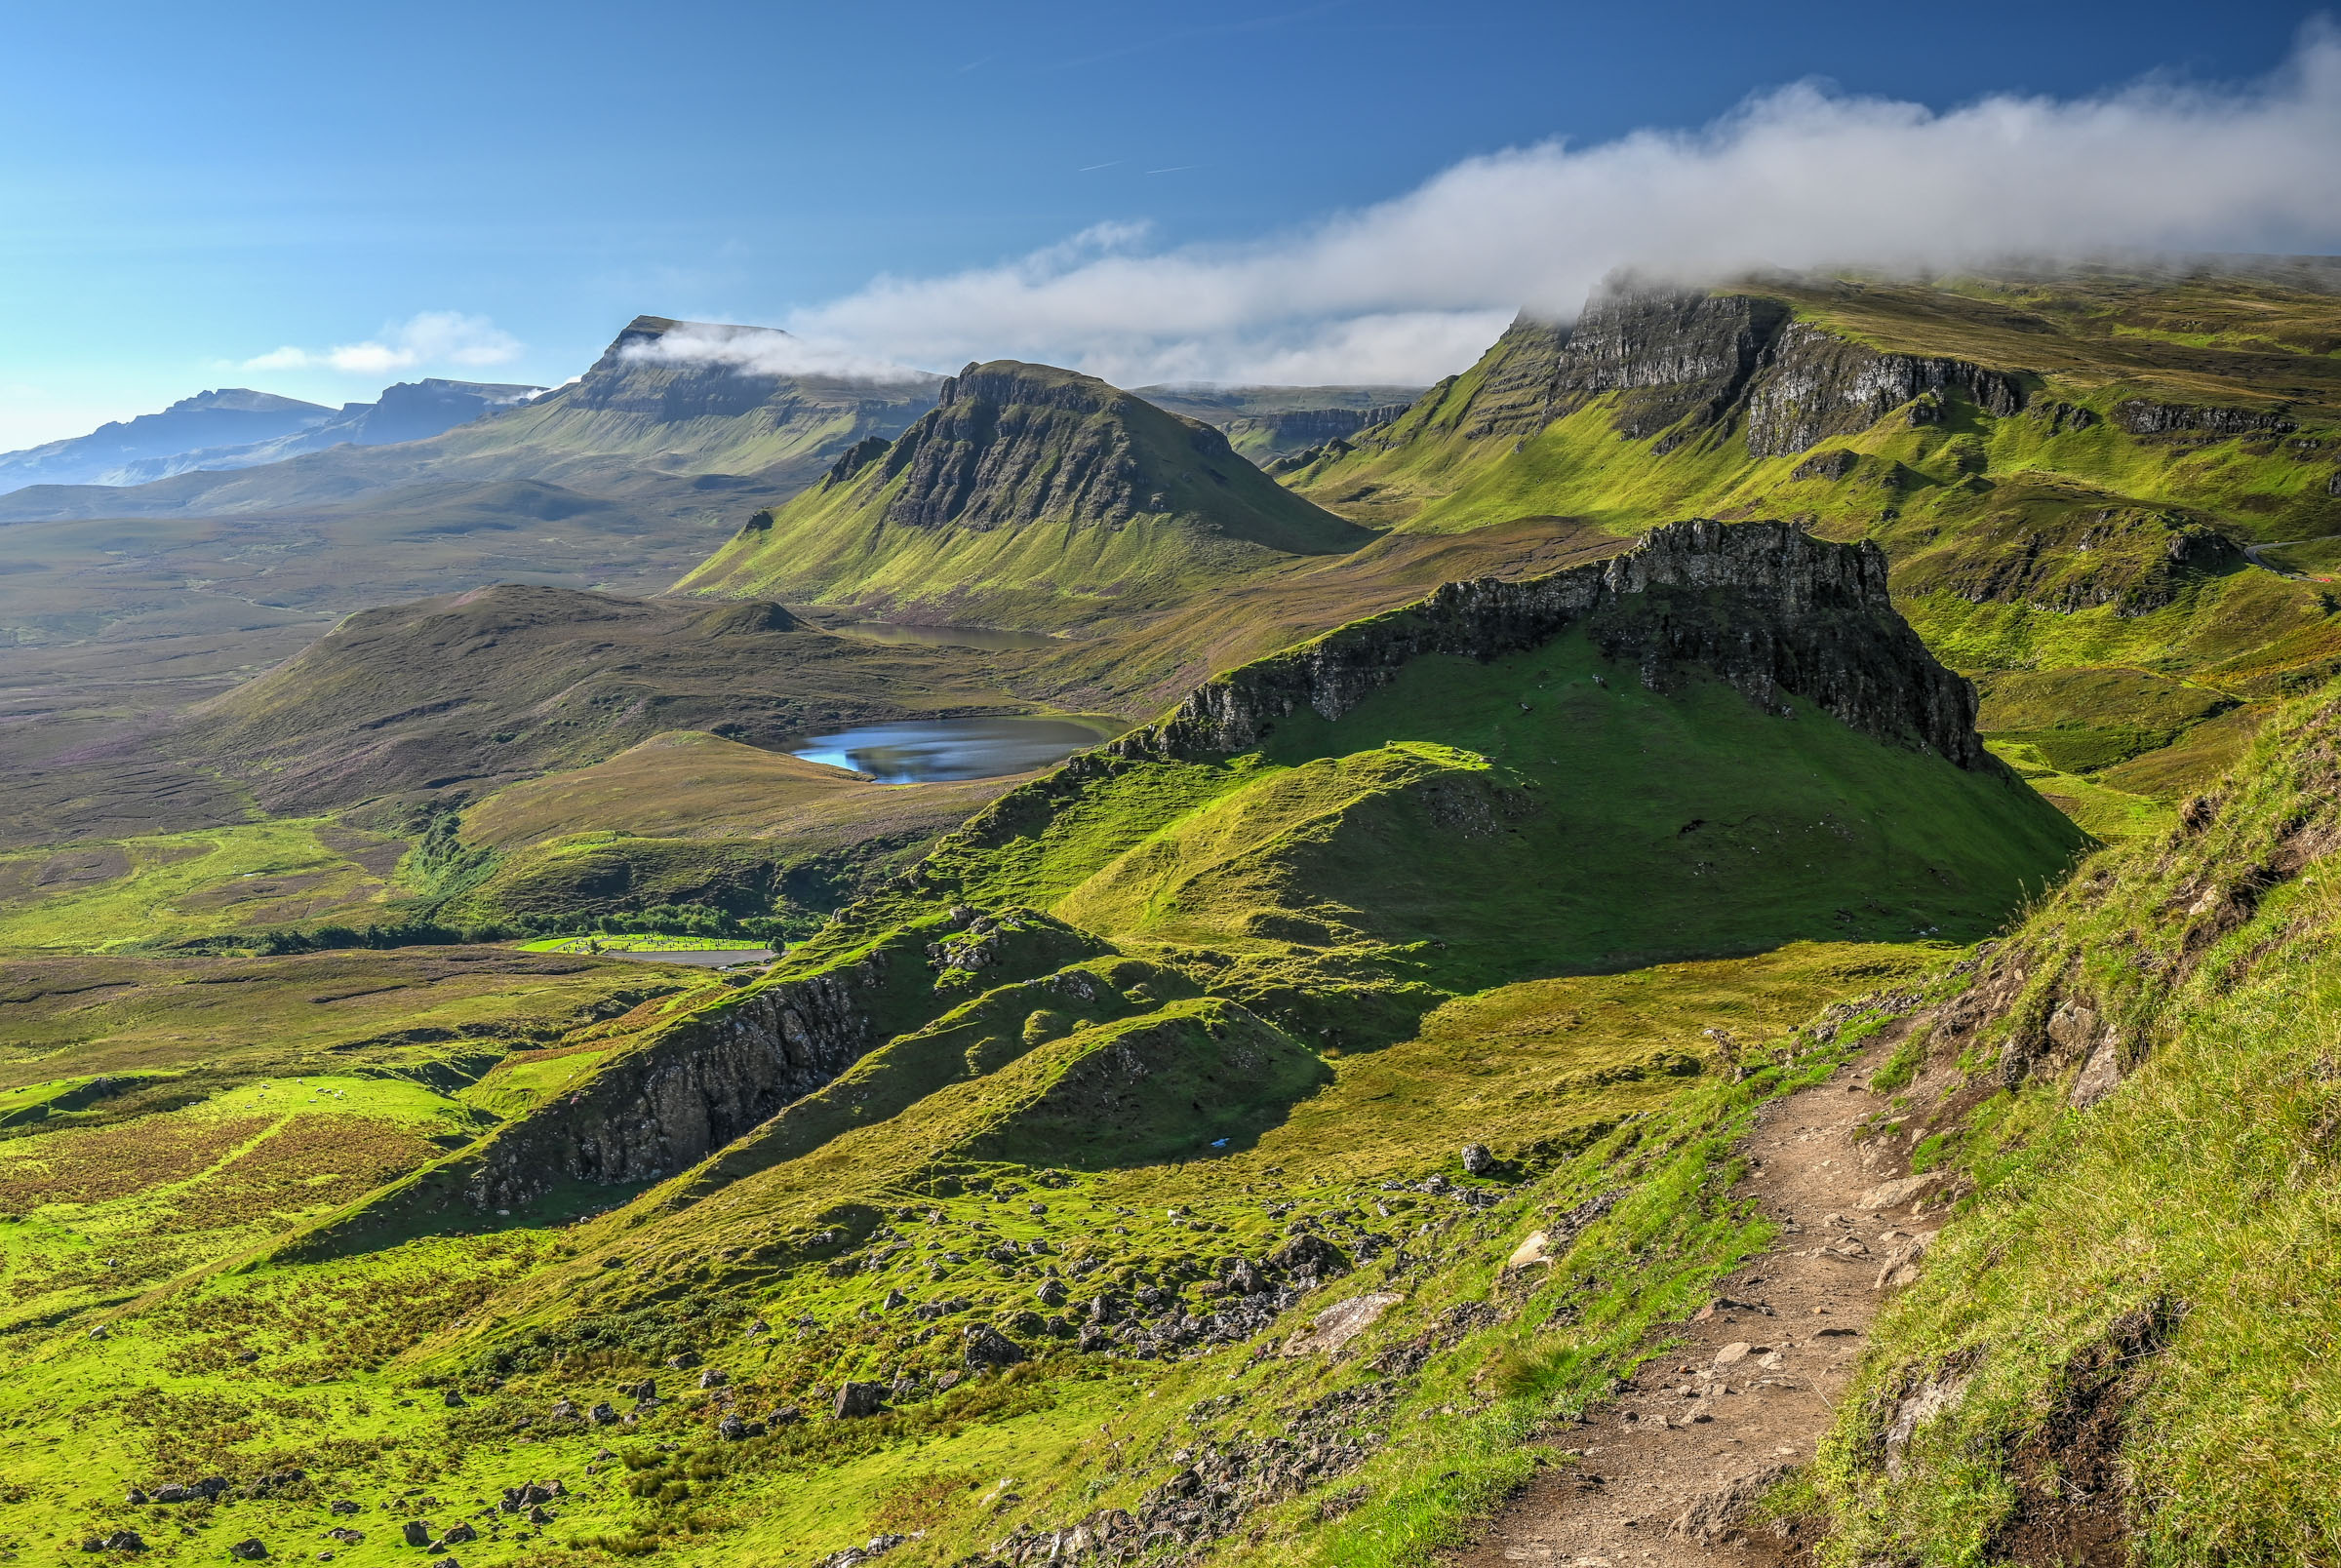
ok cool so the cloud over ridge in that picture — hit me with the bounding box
[781,25,2341,386]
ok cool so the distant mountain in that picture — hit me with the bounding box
[0,388,333,490]
[94,378,547,487]
[0,316,940,523]
[1132,382,1425,459]
[678,360,1374,625]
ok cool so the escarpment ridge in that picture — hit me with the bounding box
[1112,519,1985,772]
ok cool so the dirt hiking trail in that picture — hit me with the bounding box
[1452,1037,1940,1566]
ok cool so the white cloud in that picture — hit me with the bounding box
[618,321,936,384]
[245,311,523,376]
[781,25,2341,386]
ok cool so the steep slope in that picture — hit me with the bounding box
[0,389,333,491]
[170,585,1036,813]
[1284,265,2341,823]
[679,361,1376,625]
[1790,676,2341,1562]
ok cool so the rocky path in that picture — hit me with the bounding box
[1451,1039,1940,1567]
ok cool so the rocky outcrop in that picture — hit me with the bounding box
[2111,399,2296,438]
[1442,293,1789,443]
[1230,405,1411,450]
[1743,323,2025,457]
[881,363,1163,530]
[1396,285,2023,457]
[1123,519,1986,770]
[464,960,887,1209]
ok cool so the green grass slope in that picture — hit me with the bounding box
[1791,675,2341,1564]
[679,361,1375,627]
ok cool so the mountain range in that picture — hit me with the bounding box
[0,379,543,492]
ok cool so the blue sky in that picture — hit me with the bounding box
[1,1,2333,448]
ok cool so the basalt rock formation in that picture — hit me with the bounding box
[463,960,887,1209]
[1129,519,1986,769]
[677,360,1372,619]
[1369,283,2023,459]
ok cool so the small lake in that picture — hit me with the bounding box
[786,717,1107,783]
[614,947,775,968]
[825,621,1066,652]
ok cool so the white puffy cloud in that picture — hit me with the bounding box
[782,26,2341,386]
[245,311,523,375]
[617,322,935,384]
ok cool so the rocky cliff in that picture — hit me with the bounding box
[463,960,887,1209]
[1133,519,1985,768]
[1378,283,2024,458]
[679,360,1371,615]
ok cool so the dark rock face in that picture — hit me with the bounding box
[464,961,883,1209]
[1396,284,2025,457]
[2112,399,2297,438]
[1742,323,2024,457]
[1133,519,1986,770]
[1231,404,1412,449]
[880,363,1163,530]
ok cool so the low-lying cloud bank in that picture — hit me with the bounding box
[774,24,2341,386]
[616,321,935,384]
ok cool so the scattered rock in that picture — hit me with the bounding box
[1035,1277,1068,1309]
[1505,1230,1552,1270]
[440,1391,465,1408]
[1873,1231,1939,1290]
[2070,1039,2125,1109]
[833,1381,889,1420]
[1671,1463,1797,1545]
[665,1351,700,1370]
[698,1368,727,1389]
[1856,1173,1943,1212]
[964,1322,1028,1369]
[438,1522,476,1546]
[1460,1143,1495,1176]
[588,1402,618,1426]
[228,1541,267,1561]
[1714,1342,1759,1365]
[1283,1292,1402,1356]
[1884,1375,1971,1474]
[401,1521,432,1548]
[126,1488,148,1506]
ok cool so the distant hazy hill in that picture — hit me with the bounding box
[0,388,333,490]
[0,316,939,523]
[1132,382,1425,459]
[680,360,1374,625]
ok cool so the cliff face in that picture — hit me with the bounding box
[1742,322,2025,457]
[880,363,1165,530]
[1131,519,1985,769]
[464,961,885,1209]
[1386,285,2022,458]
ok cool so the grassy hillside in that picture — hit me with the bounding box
[1283,268,2341,824]
[437,731,1042,937]
[0,520,2068,1568]
[1792,675,2341,1564]
[172,586,1034,815]
[681,361,1374,626]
